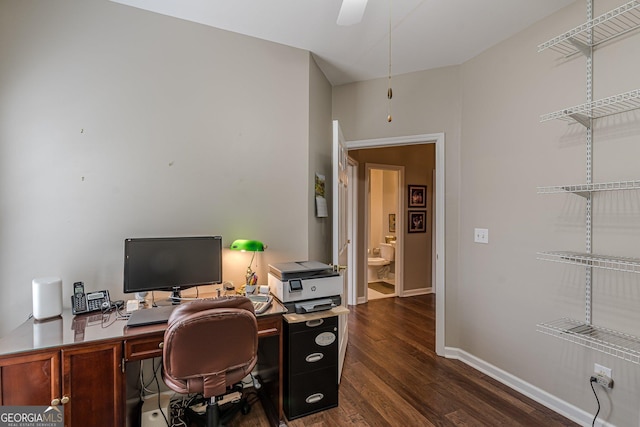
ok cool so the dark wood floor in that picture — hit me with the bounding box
[232,294,578,426]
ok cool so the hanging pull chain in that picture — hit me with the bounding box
[387,0,393,122]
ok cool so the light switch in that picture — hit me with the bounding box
[474,228,488,244]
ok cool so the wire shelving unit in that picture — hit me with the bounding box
[537,0,640,365]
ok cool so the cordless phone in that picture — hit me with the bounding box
[73,282,87,313]
[71,281,111,315]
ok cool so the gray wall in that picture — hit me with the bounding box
[307,56,333,264]
[334,0,640,425]
[0,0,328,336]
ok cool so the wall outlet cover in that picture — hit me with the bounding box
[474,228,489,244]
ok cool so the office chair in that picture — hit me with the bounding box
[162,296,259,427]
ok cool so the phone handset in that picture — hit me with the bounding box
[72,282,87,314]
[71,282,111,315]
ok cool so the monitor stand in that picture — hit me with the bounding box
[168,287,182,305]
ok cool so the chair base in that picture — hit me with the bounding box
[185,385,252,427]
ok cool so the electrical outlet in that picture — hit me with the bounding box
[593,363,614,389]
[594,363,612,378]
[594,375,614,389]
[474,228,489,244]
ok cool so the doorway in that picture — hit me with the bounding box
[365,164,403,300]
[344,133,445,356]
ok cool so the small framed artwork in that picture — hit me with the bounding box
[408,211,426,233]
[389,213,396,232]
[408,185,426,208]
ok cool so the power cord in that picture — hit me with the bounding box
[138,358,171,427]
[170,394,199,427]
[590,376,600,427]
[152,360,170,427]
[100,302,131,327]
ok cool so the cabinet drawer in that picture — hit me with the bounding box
[257,315,282,338]
[284,365,338,420]
[124,333,164,361]
[288,327,337,374]
[287,315,337,334]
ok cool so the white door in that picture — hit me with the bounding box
[332,120,349,381]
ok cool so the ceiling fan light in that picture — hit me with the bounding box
[337,0,368,26]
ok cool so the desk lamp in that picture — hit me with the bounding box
[230,239,265,294]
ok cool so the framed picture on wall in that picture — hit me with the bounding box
[408,211,426,233]
[389,214,396,232]
[408,185,426,208]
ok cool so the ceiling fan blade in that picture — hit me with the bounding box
[337,0,368,26]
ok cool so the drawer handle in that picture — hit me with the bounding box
[51,396,70,406]
[258,328,279,336]
[305,353,324,363]
[305,393,324,404]
[315,331,336,346]
[306,319,324,328]
[158,342,164,349]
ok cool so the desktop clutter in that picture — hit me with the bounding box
[31,232,344,426]
[63,260,344,328]
[31,260,343,324]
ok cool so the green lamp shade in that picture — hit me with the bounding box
[230,239,264,252]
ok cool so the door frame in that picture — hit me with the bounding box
[364,163,404,301]
[345,133,445,356]
[347,157,359,306]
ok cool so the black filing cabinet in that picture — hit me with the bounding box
[283,314,338,420]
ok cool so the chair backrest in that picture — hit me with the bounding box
[162,296,258,398]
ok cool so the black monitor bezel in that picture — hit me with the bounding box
[123,235,223,295]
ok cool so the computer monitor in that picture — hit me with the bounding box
[123,236,222,303]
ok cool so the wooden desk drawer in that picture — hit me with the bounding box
[124,316,280,360]
[124,333,164,361]
[257,316,282,338]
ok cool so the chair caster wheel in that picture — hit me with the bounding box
[241,402,251,415]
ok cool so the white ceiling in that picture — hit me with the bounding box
[110,0,576,86]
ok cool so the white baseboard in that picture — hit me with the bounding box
[444,347,613,427]
[358,287,433,304]
[402,287,432,297]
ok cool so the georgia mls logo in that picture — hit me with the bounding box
[0,405,64,427]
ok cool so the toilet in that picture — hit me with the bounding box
[367,243,395,282]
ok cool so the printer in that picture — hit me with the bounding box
[268,261,342,314]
